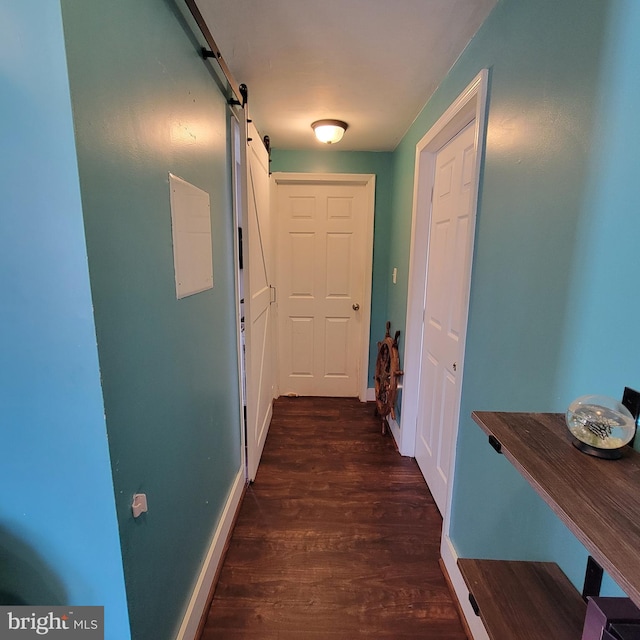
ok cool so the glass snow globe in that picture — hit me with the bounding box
[566,395,636,459]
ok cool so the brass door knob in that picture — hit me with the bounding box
[352,303,360,311]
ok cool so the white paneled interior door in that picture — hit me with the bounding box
[275,176,374,399]
[414,121,477,514]
[243,121,275,481]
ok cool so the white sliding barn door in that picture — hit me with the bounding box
[274,175,375,399]
[243,121,275,481]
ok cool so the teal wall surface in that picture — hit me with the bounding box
[7,1,639,637]
[270,149,394,384]
[388,0,640,595]
[0,2,130,637]
[61,1,242,638]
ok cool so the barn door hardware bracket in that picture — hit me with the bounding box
[239,84,248,107]
[228,84,248,107]
[199,48,242,106]
[185,0,244,106]
[201,47,219,60]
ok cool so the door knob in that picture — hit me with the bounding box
[453,362,457,371]
[352,303,360,311]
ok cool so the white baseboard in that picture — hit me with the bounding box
[176,468,246,640]
[386,414,402,451]
[441,534,490,640]
[363,399,403,454]
[366,389,407,455]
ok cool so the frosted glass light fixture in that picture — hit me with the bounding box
[311,119,348,144]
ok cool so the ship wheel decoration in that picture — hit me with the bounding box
[375,321,404,435]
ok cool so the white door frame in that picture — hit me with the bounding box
[399,71,489,640]
[399,70,488,462]
[271,172,376,402]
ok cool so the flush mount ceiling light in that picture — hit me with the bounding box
[311,119,348,144]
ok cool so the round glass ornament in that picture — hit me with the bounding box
[566,395,636,459]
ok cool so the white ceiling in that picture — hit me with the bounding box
[198,0,497,151]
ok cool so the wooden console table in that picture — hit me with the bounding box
[458,412,640,639]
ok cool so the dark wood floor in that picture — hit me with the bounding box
[200,397,467,639]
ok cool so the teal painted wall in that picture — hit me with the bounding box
[388,0,640,596]
[0,2,130,638]
[61,1,242,638]
[270,149,394,384]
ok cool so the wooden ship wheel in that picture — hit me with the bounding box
[375,321,403,434]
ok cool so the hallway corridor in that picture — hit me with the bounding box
[200,397,467,639]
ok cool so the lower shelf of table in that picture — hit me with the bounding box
[458,558,587,640]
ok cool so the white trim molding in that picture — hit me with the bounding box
[386,414,401,447]
[441,534,490,640]
[399,69,489,464]
[175,468,245,640]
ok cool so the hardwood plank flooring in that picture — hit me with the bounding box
[200,397,467,639]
